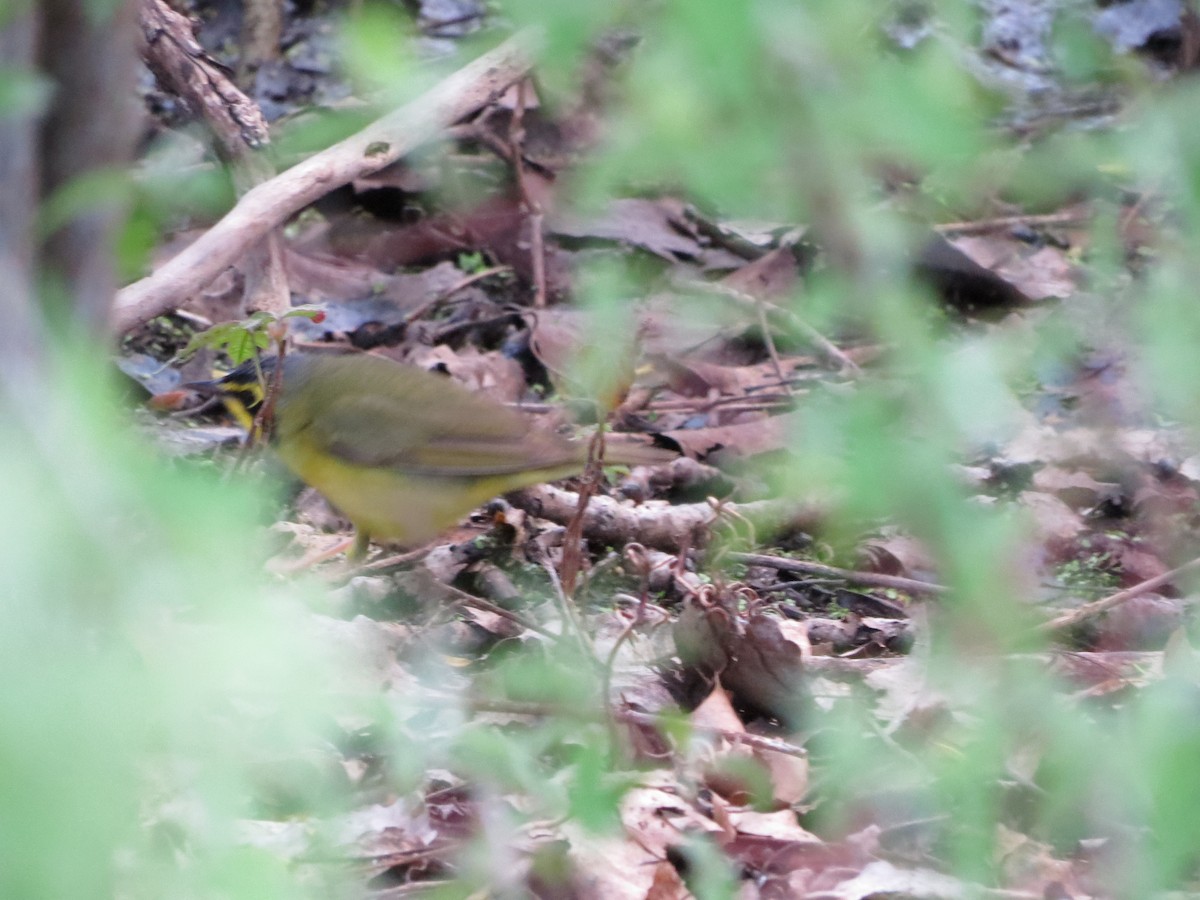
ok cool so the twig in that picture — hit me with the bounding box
[559,427,605,597]
[617,710,808,759]
[508,78,547,308]
[541,559,595,658]
[455,697,809,759]
[442,581,562,642]
[401,265,512,324]
[728,551,948,596]
[647,394,798,416]
[1040,555,1200,634]
[754,296,788,389]
[356,545,433,572]
[678,277,860,375]
[682,205,770,261]
[599,617,638,729]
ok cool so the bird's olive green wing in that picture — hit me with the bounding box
[286,355,582,477]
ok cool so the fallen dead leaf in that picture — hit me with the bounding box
[551,198,708,261]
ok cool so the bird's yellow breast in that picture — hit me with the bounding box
[277,431,566,546]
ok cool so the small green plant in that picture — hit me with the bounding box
[178,306,325,366]
[1055,552,1120,596]
[457,250,487,274]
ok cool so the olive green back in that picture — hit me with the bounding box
[274,354,585,478]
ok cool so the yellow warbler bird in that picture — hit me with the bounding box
[192,352,671,558]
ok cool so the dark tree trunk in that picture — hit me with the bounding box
[38,0,141,334]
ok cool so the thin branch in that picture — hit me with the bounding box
[1040,555,1200,634]
[933,209,1090,237]
[454,697,810,759]
[677,276,860,375]
[508,78,547,308]
[728,551,949,596]
[442,581,561,642]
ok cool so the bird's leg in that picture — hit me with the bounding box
[348,529,372,563]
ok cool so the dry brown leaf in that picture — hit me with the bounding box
[751,743,809,807]
[284,248,464,309]
[643,860,690,900]
[1017,491,1086,544]
[719,247,799,300]
[691,681,746,735]
[659,413,795,461]
[722,614,809,724]
[525,307,642,409]
[551,198,707,261]
[1091,594,1184,651]
[952,235,1077,300]
[914,233,1030,311]
[995,824,1083,897]
[727,809,818,842]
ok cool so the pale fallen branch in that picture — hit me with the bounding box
[114,29,539,333]
[508,484,828,553]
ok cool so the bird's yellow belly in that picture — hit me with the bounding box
[278,440,555,546]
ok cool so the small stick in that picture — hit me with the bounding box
[453,697,810,759]
[728,551,948,596]
[559,427,605,597]
[541,560,596,659]
[442,582,562,642]
[508,78,547,308]
[933,209,1089,236]
[754,297,789,389]
[401,265,512,324]
[679,277,860,375]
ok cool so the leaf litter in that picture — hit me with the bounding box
[123,0,1200,896]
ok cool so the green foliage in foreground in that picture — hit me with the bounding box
[511,0,1200,893]
[0,354,350,898]
[10,0,1200,895]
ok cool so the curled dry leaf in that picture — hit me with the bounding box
[692,684,763,806]
[688,683,809,809]
[950,235,1077,300]
[718,613,811,725]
